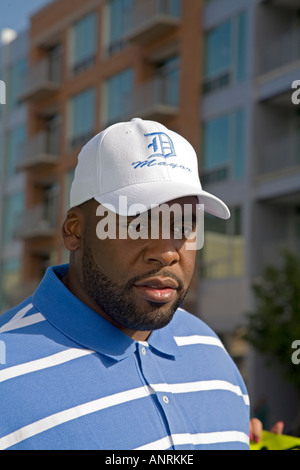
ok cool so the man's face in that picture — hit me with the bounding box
[79,197,198,333]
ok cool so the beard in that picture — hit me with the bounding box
[81,242,188,332]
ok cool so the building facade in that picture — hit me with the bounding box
[0,0,299,433]
[0,30,28,313]
[15,0,202,316]
[199,0,300,432]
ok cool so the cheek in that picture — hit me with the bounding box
[91,240,134,279]
[180,250,197,283]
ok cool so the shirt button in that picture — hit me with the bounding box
[163,395,169,404]
[141,347,147,356]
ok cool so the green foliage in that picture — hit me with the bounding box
[245,250,300,391]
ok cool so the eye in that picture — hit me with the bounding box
[127,220,149,238]
[183,226,194,238]
[173,223,196,239]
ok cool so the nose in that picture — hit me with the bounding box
[143,238,180,267]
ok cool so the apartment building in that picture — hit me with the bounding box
[15,0,202,313]
[199,0,300,431]
[0,30,28,313]
[1,0,299,431]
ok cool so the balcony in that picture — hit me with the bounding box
[257,132,300,177]
[124,0,181,45]
[19,56,61,102]
[14,203,57,240]
[259,27,300,76]
[259,0,300,9]
[129,75,179,121]
[17,131,60,171]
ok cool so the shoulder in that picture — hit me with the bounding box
[172,306,221,339]
[171,307,248,395]
[0,298,36,330]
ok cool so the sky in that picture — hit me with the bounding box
[0,0,53,36]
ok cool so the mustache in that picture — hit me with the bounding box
[125,269,184,292]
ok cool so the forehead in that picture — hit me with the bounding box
[122,196,199,221]
[159,196,198,209]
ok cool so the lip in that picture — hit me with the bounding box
[133,277,178,303]
[134,277,179,289]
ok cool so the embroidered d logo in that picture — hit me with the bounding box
[144,132,176,159]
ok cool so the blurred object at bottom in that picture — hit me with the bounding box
[250,431,300,450]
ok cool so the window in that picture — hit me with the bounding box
[0,258,21,312]
[203,12,247,94]
[107,0,133,55]
[202,108,245,184]
[104,68,134,124]
[7,58,27,110]
[45,113,61,155]
[161,0,181,17]
[156,55,180,107]
[68,88,95,148]
[200,207,244,279]
[64,168,75,213]
[48,44,62,83]
[2,192,24,245]
[70,12,97,74]
[296,206,300,258]
[5,126,26,177]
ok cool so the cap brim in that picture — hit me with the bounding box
[94,181,230,219]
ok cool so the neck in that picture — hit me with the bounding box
[61,270,151,342]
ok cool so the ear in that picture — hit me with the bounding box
[62,208,83,251]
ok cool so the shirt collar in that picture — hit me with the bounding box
[32,264,181,361]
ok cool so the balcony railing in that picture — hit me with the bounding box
[19,56,61,101]
[259,0,300,9]
[17,131,60,171]
[259,27,300,75]
[128,75,179,121]
[14,203,58,240]
[257,132,300,176]
[124,0,181,44]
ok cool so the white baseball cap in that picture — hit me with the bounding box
[70,117,230,219]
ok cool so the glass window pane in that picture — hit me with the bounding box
[107,68,134,122]
[204,21,231,79]
[296,207,300,258]
[233,109,245,179]
[72,12,96,72]
[2,193,24,245]
[202,109,245,183]
[6,126,26,177]
[108,0,133,54]
[236,12,247,83]
[203,12,247,93]
[203,115,230,170]
[7,59,27,110]
[158,56,180,107]
[165,0,181,17]
[0,258,21,312]
[201,207,244,279]
[70,88,95,146]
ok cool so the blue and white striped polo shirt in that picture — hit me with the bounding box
[0,264,250,450]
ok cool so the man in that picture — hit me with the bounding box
[0,118,254,449]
